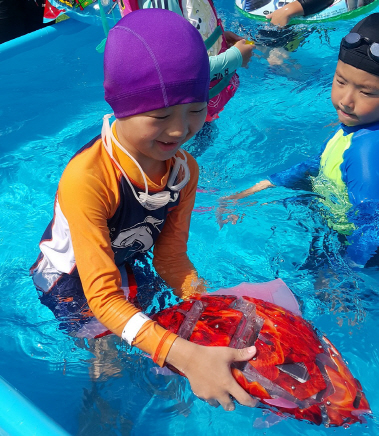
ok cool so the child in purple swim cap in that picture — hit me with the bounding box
[30,9,257,411]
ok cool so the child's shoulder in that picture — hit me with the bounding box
[65,135,112,171]
[352,122,379,145]
[343,123,379,169]
[60,136,116,192]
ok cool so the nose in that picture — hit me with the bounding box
[166,111,189,139]
[339,88,355,111]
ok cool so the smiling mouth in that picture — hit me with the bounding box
[156,140,180,148]
[161,141,177,144]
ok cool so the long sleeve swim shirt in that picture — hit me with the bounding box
[269,121,379,266]
[31,128,201,366]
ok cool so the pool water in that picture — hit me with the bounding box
[1,4,379,436]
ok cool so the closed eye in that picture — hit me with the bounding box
[191,107,207,113]
[360,89,379,96]
[151,115,170,120]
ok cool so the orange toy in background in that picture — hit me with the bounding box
[152,287,371,427]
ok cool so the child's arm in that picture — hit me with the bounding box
[220,153,321,203]
[346,202,379,267]
[153,153,207,298]
[267,0,334,27]
[217,155,321,228]
[208,40,254,80]
[58,147,179,366]
[341,134,379,266]
[216,180,274,228]
[221,179,275,202]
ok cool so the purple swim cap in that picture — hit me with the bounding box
[104,9,210,118]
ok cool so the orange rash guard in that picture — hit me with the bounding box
[30,128,203,366]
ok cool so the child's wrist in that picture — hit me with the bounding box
[165,336,195,374]
[154,331,178,367]
[153,330,173,364]
[121,311,151,345]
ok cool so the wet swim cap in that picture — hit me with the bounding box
[104,9,210,118]
[339,13,379,77]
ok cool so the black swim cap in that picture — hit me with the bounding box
[339,13,379,77]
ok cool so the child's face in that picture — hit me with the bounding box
[116,102,207,166]
[331,60,379,126]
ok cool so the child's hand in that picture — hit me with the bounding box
[216,180,274,229]
[234,39,254,68]
[224,30,243,47]
[216,197,237,229]
[267,47,290,66]
[216,197,249,229]
[266,8,292,27]
[267,1,304,27]
[218,212,243,229]
[166,337,258,410]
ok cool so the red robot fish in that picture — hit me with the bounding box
[152,280,371,427]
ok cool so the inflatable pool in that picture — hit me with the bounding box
[45,0,122,27]
[236,0,379,23]
[1,1,379,435]
[45,0,379,35]
[0,376,70,436]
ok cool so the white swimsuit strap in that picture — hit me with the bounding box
[102,114,150,204]
[101,114,189,210]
